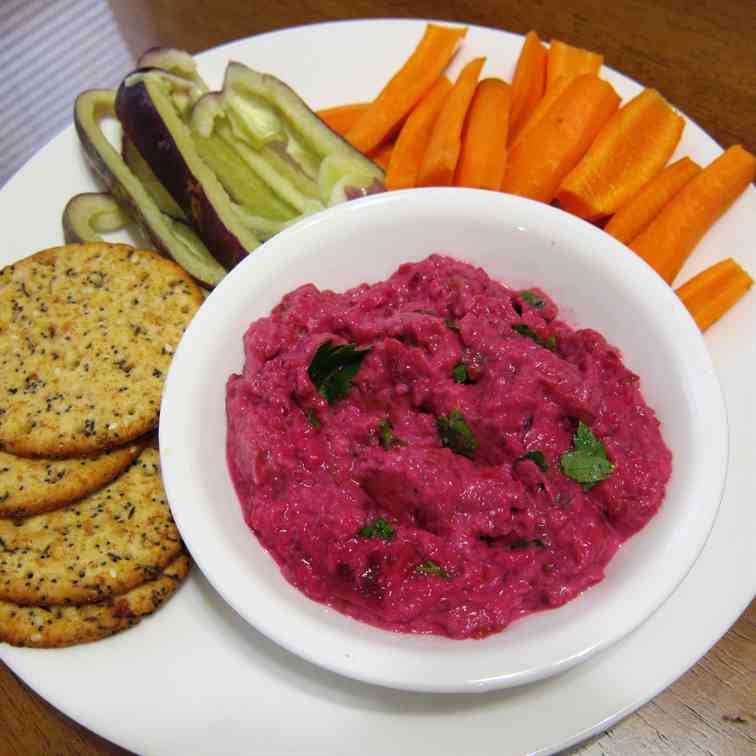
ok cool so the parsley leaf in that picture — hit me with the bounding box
[436,409,478,459]
[444,318,460,333]
[560,421,615,486]
[452,362,473,384]
[415,560,451,579]
[519,450,548,471]
[305,409,321,428]
[520,290,546,309]
[308,340,371,404]
[358,517,395,540]
[377,418,401,450]
[511,324,556,351]
[510,537,545,550]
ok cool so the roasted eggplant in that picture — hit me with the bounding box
[116,58,385,269]
[73,89,225,286]
[197,62,385,207]
[71,50,386,283]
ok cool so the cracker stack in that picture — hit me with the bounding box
[0,243,202,647]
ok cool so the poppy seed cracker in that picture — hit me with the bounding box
[0,447,182,606]
[0,439,147,519]
[0,242,203,457]
[0,552,190,648]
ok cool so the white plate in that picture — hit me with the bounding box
[0,19,753,756]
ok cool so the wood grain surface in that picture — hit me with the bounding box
[1,0,754,754]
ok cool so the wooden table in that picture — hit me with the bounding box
[2,0,754,753]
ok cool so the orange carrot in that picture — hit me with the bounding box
[346,24,467,154]
[508,31,547,143]
[317,103,369,136]
[385,77,452,190]
[455,79,512,190]
[604,157,702,243]
[510,75,571,149]
[417,57,486,187]
[501,74,620,203]
[546,39,603,90]
[676,258,754,331]
[370,140,395,170]
[631,145,756,284]
[556,89,685,220]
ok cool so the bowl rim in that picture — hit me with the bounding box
[159,187,728,693]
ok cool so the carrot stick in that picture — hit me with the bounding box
[510,74,571,149]
[508,32,547,143]
[454,79,512,190]
[417,57,486,187]
[604,157,702,244]
[676,258,753,331]
[370,140,395,170]
[317,103,369,136]
[556,89,685,220]
[630,145,756,284]
[501,74,620,203]
[385,76,452,190]
[345,24,467,155]
[546,39,603,90]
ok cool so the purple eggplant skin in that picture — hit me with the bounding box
[122,136,185,220]
[116,69,257,271]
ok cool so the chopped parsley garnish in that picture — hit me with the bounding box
[520,290,546,309]
[511,323,556,351]
[377,418,400,450]
[444,318,460,332]
[560,421,615,486]
[452,362,473,384]
[510,537,545,550]
[305,409,321,428]
[307,340,371,404]
[519,450,548,471]
[415,560,451,578]
[436,409,478,459]
[358,517,395,540]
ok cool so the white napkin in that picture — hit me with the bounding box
[0,0,134,186]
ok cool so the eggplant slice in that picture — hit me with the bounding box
[73,89,225,287]
[63,193,130,244]
[117,57,385,268]
[116,69,260,270]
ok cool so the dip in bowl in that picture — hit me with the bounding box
[160,189,727,692]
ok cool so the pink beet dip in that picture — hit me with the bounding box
[226,255,672,639]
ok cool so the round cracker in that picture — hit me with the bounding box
[0,439,147,519]
[0,242,203,457]
[0,553,190,648]
[0,447,182,606]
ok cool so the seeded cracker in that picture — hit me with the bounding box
[0,242,203,457]
[0,440,146,519]
[0,553,190,648]
[0,447,181,605]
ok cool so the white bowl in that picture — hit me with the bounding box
[159,188,727,693]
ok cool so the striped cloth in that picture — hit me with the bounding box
[0,0,134,187]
